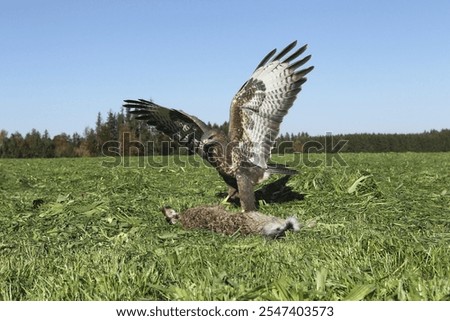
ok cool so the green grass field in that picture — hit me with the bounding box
[0,153,449,300]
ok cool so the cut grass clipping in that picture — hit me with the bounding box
[0,153,449,300]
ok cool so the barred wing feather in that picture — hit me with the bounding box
[229,41,314,169]
[123,99,208,153]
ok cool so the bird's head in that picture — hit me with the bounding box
[200,130,227,149]
[199,130,229,161]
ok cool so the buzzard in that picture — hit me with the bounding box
[123,41,313,211]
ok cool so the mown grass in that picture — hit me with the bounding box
[0,153,449,300]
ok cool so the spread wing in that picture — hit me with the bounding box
[122,99,208,154]
[229,41,314,169]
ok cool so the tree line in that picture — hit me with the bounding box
[1,109,449,158]
[276,130,450,153]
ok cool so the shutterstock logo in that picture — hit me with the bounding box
[296,132,348,167]
[100,132,348,168]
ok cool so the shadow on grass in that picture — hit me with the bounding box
[216,175,304,208]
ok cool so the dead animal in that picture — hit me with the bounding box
[162,205,301,239]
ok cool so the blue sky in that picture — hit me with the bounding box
[1,0,449,136]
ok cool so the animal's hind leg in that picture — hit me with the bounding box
[161,206,180,224]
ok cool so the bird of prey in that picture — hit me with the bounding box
[123,41,313,211]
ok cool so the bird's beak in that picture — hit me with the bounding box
[202,138,214,147]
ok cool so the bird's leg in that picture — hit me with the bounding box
[236,170,256,211]
[227,186,239,200]
[221,187,236,204]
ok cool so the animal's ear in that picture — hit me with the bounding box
[161,206,180,224]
